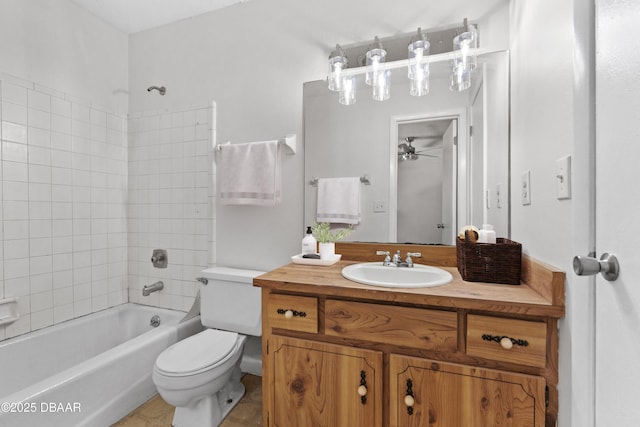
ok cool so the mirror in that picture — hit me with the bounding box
[304,50,510,244]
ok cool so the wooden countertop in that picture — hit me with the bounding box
[254,243,566,318]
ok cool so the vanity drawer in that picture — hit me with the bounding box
[466,314,547,368]
[325,300,458,352]
[267,294,318,334]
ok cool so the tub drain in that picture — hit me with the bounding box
[150,315,161,327]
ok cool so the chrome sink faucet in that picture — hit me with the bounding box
[376,250,421,267]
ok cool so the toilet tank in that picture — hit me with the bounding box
[199,266,264,336]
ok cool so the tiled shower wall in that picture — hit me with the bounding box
[127,104,214,312]
[0,75,128,340]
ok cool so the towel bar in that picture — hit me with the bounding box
[215,134,296,154]
[310,175,371,186]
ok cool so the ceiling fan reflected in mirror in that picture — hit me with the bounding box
[398,136,440,161]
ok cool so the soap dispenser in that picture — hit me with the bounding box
[478,224,497,244]
[301,226,317,255]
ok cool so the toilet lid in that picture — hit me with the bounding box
[156,329,239,375]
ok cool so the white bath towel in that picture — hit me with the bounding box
[316,177,361,224]
[217,140,281,206]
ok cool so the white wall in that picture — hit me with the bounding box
[510,0,593,426]
[0,0,128,113]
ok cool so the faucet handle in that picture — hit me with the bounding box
[376,250,391,265]
[405,252,421,267]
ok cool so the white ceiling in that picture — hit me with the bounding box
[70,0,249,34]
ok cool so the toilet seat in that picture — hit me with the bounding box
[155,329,239,377]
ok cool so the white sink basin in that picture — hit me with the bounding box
[341,262,453,288]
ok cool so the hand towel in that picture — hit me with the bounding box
[316,177,361,224]
[217,140,281,206]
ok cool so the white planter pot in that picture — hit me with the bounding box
[319,242,336,260]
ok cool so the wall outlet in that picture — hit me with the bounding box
[373,200,386,213]
[522,171,531,205]
[496,183,502,208]
[556,155,571,199]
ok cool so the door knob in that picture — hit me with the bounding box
[573,253,619,281]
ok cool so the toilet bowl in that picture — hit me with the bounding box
[152,267,264,427]
[153,330,247,426]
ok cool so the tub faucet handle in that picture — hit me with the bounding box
[151,249,168,268]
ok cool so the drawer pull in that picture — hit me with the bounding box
[359,370,367,404]
[276,308,307,318]
[405,379,415,415]
[482,334,529,349]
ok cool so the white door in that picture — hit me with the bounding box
[441,120,456,245]
[595,0,640,423]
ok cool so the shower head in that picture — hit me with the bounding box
[147,86,166,95]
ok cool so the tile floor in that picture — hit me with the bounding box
[112,374,262,427]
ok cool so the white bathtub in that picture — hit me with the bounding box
[0,303,202,427]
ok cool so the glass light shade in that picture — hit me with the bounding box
[328,44,348,92]
[339,75,356,105]
[408,39,430,81]
[449,61,471,91]
[410,74,429,96]
[372,70,390,101]
[365,48,386,86]
[452,26,478,72]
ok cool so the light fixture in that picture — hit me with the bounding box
[326,20,479,105]
[408,28,430,96]
[450,19,478,92]
[328,44,348,91]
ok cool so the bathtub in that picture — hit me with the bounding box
[0,303,202,427]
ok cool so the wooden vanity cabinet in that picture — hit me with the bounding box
[256,247,564,427]
[389,355,546,427]
[268,335,383,427]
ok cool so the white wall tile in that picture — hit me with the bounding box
[2,141,28,162]
[28,109,51,130]
[2,121,27,143]
[2,101,27,125]
[51,97,71,117]
[2,83,28,105]
[28,90,50,112]
[4,258,30,279]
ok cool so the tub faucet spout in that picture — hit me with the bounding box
[143,281,164,296]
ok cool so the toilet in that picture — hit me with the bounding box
[152,266,264,427]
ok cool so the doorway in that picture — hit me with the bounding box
[390,115,459,244]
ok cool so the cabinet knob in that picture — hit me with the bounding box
[284,310,294,319]
[500,337,514,350]
[404,394,415,407]
[357,385,368,397]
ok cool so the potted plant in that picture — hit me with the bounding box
[311,222,352,259]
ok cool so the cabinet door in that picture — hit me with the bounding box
[390,354,546,427]
[269,336,383,427]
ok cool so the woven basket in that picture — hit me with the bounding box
[456,237,522,285]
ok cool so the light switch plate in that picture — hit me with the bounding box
[373,200,386,213]
[522,171,531,205]
[556,155,571,199]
